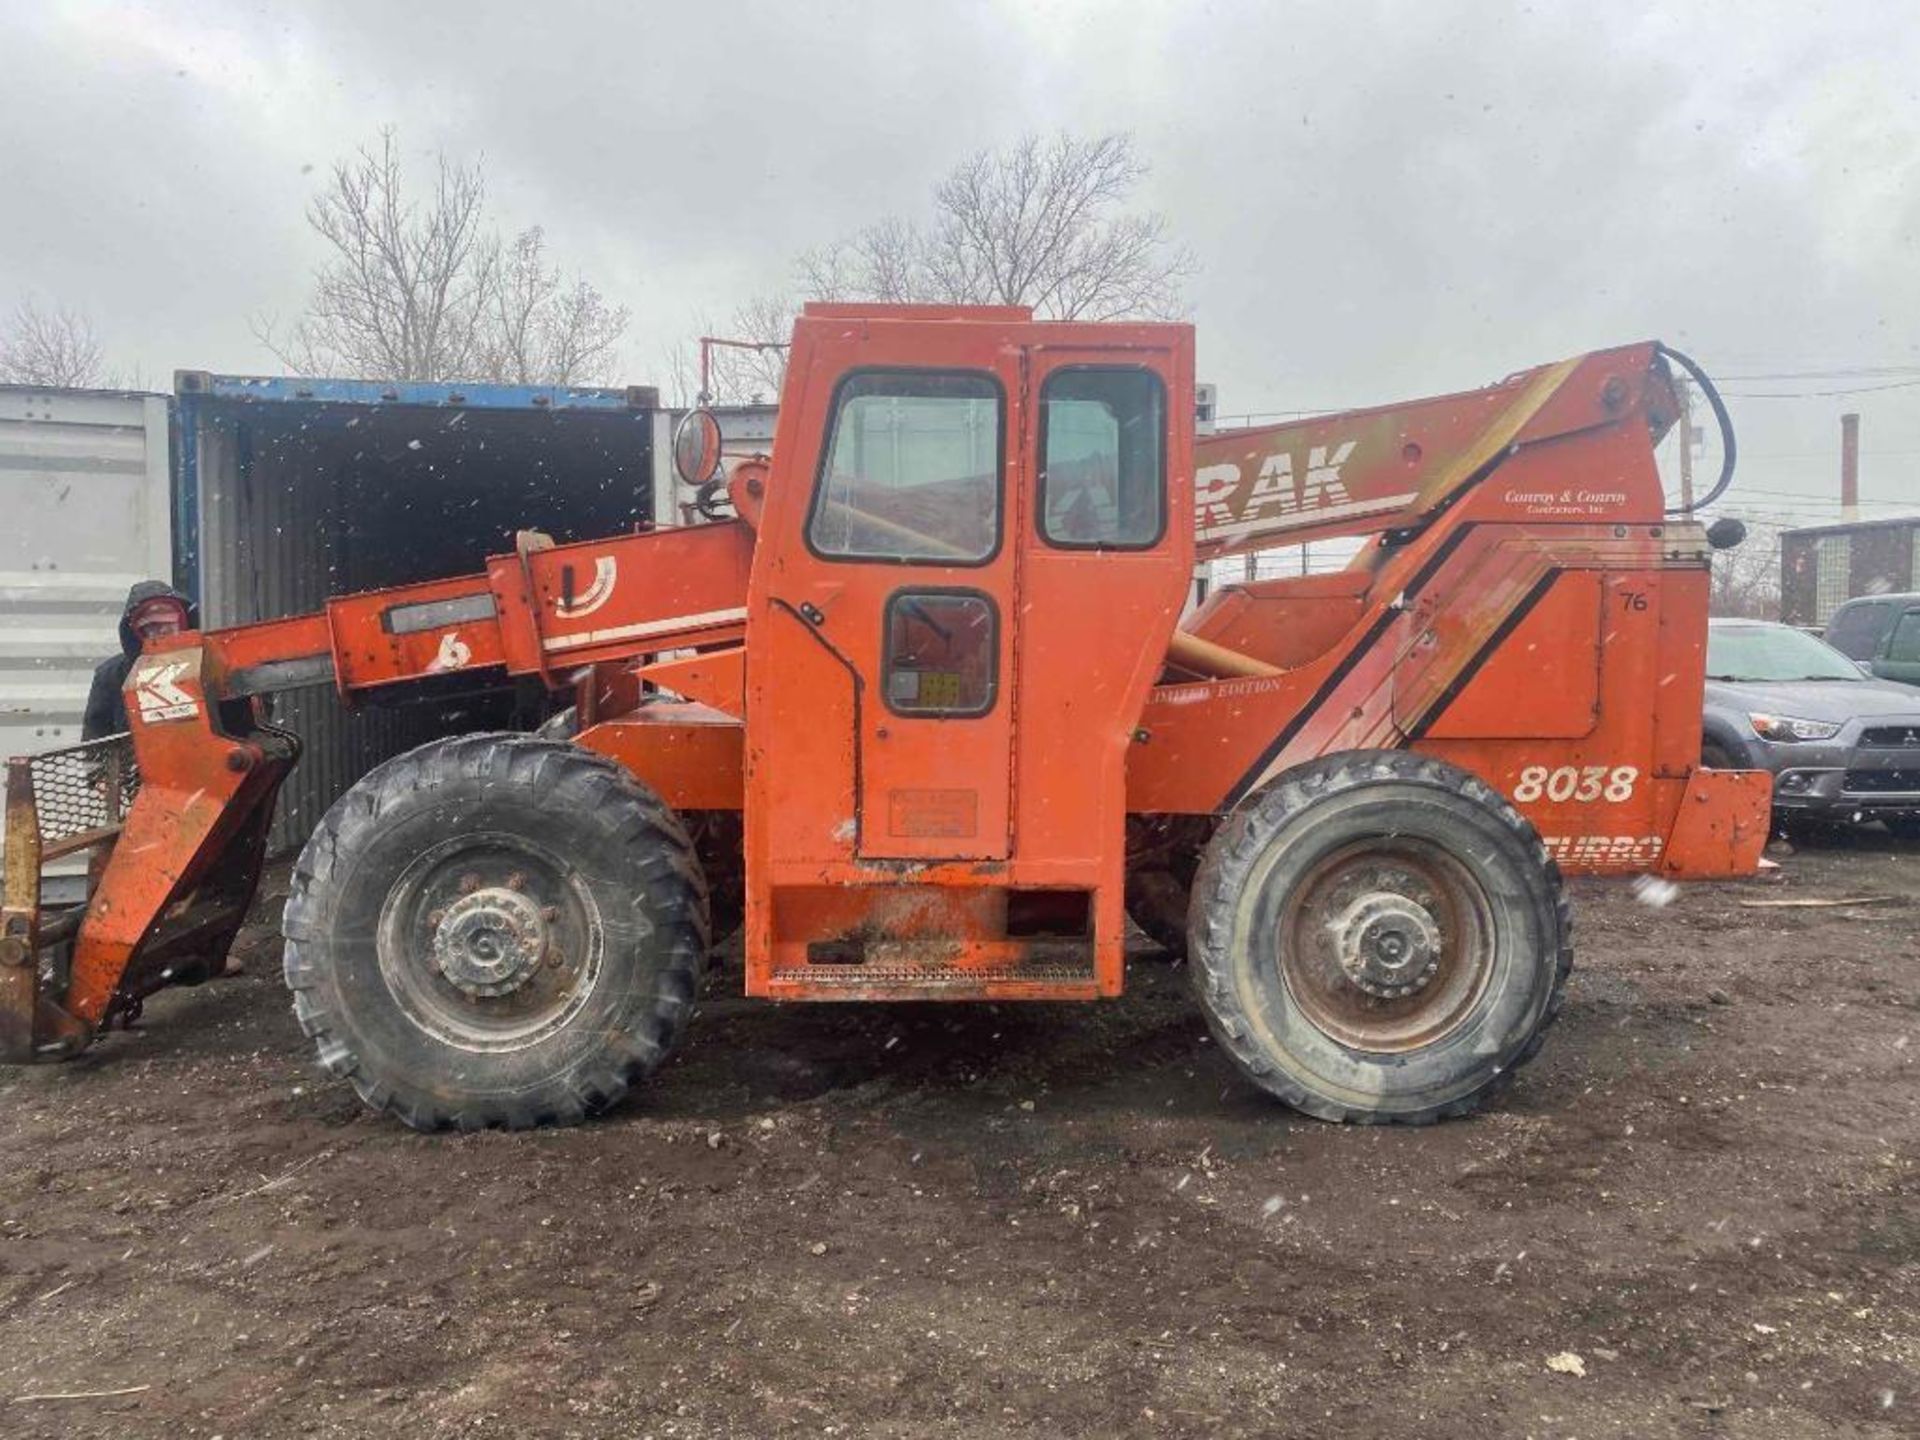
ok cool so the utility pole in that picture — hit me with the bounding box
[1675,375,1695,511]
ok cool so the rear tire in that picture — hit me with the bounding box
[283,734,709,1131]
[1188,751,1571,1124]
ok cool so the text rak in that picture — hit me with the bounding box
[1194,439,1406,543]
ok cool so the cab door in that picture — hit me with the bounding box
[746,319,1022,874]
[1010,351,1193,943]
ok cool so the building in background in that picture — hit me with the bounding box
[1780,515,1920,628]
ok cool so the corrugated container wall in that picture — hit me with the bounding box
[0,387,173,894]
[177,375,663,854]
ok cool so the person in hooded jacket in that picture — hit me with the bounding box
[82,580,194,740]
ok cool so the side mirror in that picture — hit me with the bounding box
[1705,517,1747,550]
[672,408,724,487]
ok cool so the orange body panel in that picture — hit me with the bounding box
[575,705,744,812]
[1130,344,1758,880]
[636,648,746,718]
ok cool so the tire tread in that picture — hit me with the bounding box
[1187,750,1572,1125]
[282,733,708,1132]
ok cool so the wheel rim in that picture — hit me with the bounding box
[1273,837,1496,1054]
[376,831,605,1054]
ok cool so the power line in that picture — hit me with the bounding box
[1720,377,1920,400]
[1735,447,1920,461]
[1711,365,1920,382]
[1729,487,1917,508]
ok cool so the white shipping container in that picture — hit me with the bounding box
[0,386,173,895]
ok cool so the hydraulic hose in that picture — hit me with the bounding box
[1657,342,1736,514]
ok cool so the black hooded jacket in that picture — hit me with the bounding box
[81,580,197,740]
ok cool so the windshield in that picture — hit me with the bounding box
[1706,626,1862,682]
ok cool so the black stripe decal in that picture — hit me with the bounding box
[1220,605,1401,810]
[1401,569,1561,743]
[1217,521,1489,811]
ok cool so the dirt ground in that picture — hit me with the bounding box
[1,832,1916,1439]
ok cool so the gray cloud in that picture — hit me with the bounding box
[3,0,1916,510]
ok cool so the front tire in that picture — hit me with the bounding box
[283,734,709,1130]
[1188,751,1570,1124]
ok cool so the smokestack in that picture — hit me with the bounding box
[1840,412,1860,521]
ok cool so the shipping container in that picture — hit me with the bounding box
[0,385,173,896]
[174,373,668,852]
[1780,516,1920,628]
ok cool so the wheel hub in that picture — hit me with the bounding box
[1332,893,1442,999]
[432,887,550,997]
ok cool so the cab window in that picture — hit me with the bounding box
[882,591,998,716]
[808,371,1002,564]
[1038,367,1166,548]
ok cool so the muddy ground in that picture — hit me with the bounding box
[1,832,1916,1439]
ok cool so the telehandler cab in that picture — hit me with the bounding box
[2,304,1770,1128]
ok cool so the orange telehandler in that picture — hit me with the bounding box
[1,304,1770,1128]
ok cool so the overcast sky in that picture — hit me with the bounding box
[3,0,1917,520]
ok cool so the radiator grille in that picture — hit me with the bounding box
[1860,725,1920,749]
[1842,767,1920,795]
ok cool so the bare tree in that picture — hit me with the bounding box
[799,215,930,308]
[660,294,796,407]
[481,227,628,386]
[689,132,1192,403]
[258,129,627,385]
[0,296,107,387]
[803,132,1193,321]
[1709,514,1786,619]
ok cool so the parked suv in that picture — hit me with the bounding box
[1823,593,1920,687]
[1702,619,1920,837]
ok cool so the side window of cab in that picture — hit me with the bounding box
[1037,367,1167,549]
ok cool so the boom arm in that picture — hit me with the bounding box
[212,519,756,704]
[1190,346,1682,562]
